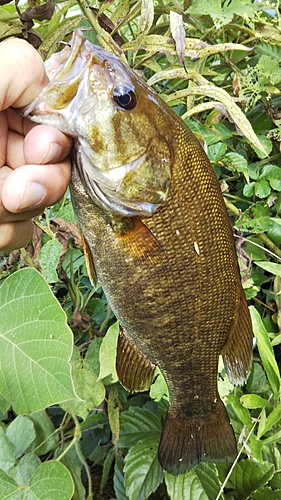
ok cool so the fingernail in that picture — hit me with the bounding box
[40,142,62,164]
[18,181,46,210]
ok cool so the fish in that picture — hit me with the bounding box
[23,29,253,475]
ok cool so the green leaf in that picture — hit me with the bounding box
[61,341,105,420]
[24,460,74,500]
[38,238,62,283]
[249,307,281,399]
[0,470,20,500]
[257,402,281,439]
[225,152,248,174]
[227,459,274,500]
[0,427,15,473]
[254,261,281,277]
[98,321,119,383]
[59,446,86,500]
[119,408,161,448]
[124,437,163,500]
[165,463,221,500]
[114,456,129,500]
[25,411,58,456]
[165,470,208,500]
[6,415,36,459]
[150,369,169,402]
[227,394,252,429]
[0,268,76,414]
[251,487,281,500]
[13,454,41,487]
[236,202,273,233]
[254,179,271,199]
[240,394,272,410]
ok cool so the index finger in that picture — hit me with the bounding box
[0,38,48,110]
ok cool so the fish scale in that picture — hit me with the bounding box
[23,29,253,475]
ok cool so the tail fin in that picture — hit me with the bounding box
[158,398,237,475]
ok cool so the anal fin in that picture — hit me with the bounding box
[222,286,253,385]
[116,327,156,392]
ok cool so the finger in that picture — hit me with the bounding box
[0,38,47,110]
[6,125,73,169]
[0,220,34,252]
[1,161,71,214]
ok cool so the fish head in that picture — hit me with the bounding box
[23,30,173,216]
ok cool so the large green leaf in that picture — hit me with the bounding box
[124,437,163,500]
[23,460,74,500]
[227,460,274,500]
[165,463,221,500]
[119,407,161,448]
[0,268,76,414]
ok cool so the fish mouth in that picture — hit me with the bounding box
[75,140,169,217]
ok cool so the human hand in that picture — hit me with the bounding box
[0,38,72,252]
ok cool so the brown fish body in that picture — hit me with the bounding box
[24,31,253,475]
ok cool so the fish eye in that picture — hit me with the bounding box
[112,85,137,110]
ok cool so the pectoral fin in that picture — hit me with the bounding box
[82,233,98,286]
[116,326,156,392]
[222,287,253,385]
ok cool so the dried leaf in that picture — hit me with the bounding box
[170,11,186,66]
[181,85,267,156]
[139,0,154,37]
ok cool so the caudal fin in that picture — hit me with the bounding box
[158,398,237,475]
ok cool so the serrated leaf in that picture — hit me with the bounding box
[252,487,281,500]
[114,456,129,500]
[227,459,274,500]
[0,268,76,414]
[225,152,248,173]
[124,437,163,500]
[249,306,281,399]
[165,463,221,500]
[24,460,74,500]
[38,238,62,283]
[119,408,161,448]
[98,321,119,383]
[165,470,208,500]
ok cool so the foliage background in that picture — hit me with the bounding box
[1,0,281,498]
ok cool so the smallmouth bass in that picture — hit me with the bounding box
[23,30,253,475]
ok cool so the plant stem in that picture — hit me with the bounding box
[257,233,281,261]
